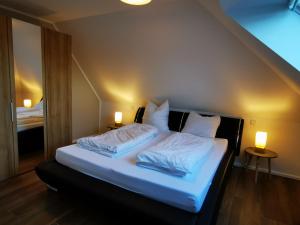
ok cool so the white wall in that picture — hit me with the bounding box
[72,62,100,139]
[57,0,300,179]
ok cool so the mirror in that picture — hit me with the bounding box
[12,19,45,174]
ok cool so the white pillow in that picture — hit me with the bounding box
[143,100,169,131]
[34,100,43,110]
[182,111,221,138]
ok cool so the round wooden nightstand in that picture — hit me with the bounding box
[107,124,124,130]
[244,147,278,183]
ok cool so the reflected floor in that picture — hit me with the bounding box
[19,150,44,174]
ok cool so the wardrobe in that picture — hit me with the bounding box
[0,15,72,181]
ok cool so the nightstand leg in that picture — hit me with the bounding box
[255,157,260,184]
[268,158,272,179]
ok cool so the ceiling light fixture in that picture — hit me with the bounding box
[120,0,152,6]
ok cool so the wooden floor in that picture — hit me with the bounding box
[0,167,299,225]
[217,168,300,225]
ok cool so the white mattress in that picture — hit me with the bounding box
[17,117,44,132]
[55,132,228,213]
[17,121,44,132]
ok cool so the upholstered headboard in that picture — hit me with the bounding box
[134,107,244,155]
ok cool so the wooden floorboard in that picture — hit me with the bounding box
[0,167,299,225]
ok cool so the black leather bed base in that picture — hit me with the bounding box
[18,126,44,154]
[36,148,234,225]
[35,108,243,225]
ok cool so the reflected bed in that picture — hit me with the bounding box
[17,107,44,154]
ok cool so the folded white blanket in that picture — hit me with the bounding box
[77,123,158,157]
[136,133,214,177]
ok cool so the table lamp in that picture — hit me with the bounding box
[255,131,267,153]
[115,112,123,127]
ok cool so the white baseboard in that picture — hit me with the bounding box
[233,160,300,181]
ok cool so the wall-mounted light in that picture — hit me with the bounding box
[255,131,268,153]
[115,112,123,126]
[23,99,32,108]
[120,0,152,6]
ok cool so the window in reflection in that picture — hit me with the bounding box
[289,0,300,14]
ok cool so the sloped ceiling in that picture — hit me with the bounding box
[0,0,175,22]
[54,0,300,121]
[2,0,300,121]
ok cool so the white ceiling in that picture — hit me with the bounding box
[0,0,175,22]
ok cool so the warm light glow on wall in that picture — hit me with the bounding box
[239,94,291,116]
[103,80,136,103]
[24,99,32,108]
[14,67,43,106]
[120,0,152,6]
[255,131,268,149]
[115,112,123,125]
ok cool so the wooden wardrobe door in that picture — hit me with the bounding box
[42,28,72,158]
[0,16,16,180]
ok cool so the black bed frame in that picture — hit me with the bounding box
[35,108,244,225]
[18,126,44,154]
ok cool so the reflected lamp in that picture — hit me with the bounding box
[24,99,32,108]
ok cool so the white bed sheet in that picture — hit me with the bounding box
[55,132,228,213]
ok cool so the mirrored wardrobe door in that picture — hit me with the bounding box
[12,18,46,174]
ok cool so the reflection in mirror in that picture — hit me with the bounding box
[289,0,300,14]
[12,19,45,174]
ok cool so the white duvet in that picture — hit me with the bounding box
[136,132,213,176]
[77,123,158,157]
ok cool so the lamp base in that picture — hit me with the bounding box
[115,123,123,127]
[254,148,266,154]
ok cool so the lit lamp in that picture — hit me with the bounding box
[115,112,123,127]
[120,0,152,6]
[255,131,268,153]
[23,99,32,108]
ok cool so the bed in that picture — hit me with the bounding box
[35,107,244,225]
[17,107,44,154]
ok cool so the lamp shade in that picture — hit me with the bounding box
[120,0,152,5]
[24,99,32,108]
[255,131,267,149]
[115,112,123,124]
